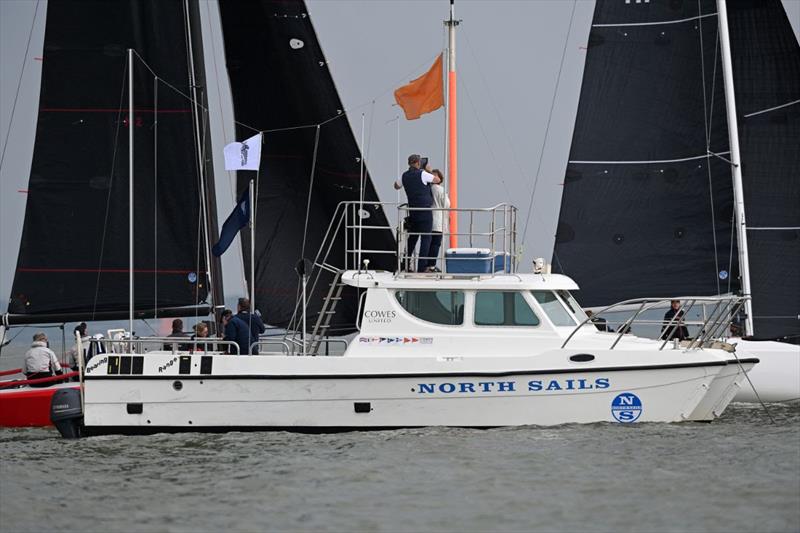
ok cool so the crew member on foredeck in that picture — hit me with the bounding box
[399,154,441,272]
[24,332,63,386]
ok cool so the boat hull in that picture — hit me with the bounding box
[731,339,800,402]
[77,353,756,434]
[0,382,79,427]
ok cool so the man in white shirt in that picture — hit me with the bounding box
[24,332,63,382]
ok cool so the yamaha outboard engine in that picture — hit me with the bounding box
[50,388,83,438]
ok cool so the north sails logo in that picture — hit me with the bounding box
[240,141,249,166]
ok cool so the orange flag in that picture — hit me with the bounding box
[394,55,444,120]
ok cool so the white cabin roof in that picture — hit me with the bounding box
[341,271,580,291]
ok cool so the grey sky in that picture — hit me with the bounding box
[2,0,799,320]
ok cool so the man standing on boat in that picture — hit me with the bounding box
[234,298,265,355]
[399,154,441,272]
[24,332,63,384]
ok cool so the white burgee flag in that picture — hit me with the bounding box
[223,133,262,171]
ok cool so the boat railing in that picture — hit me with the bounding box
[281,336,348,356]
[395,203,517,277]
[561,294,749,351]
[81,336,241,355]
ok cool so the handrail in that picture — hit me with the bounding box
[562,294,749,350]
[82,336,240,355]
[396,203,517,276]
[0,371,79,389]
[249,339,291,355]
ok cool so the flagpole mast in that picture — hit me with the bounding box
[128,48,134,337]
[445,0,460,249]
[249,178,255,332]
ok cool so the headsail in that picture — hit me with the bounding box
[553,0,799,341]
[726,0,800,340]
[217,0,396,333]
[6,0,215,324]
[554,0,737,307]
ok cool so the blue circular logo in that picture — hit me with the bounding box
[719,270,729,280]
[187,272,198,283]
[611,392,643,423]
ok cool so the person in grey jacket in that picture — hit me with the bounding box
[24,332,63,383]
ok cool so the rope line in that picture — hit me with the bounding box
[153,77,159,318]
[300,126,321,262]
[521,0,578,246]
[743,98,800,118]
[456,55,513,202]
[461,28,518,201]
[92,60,129,320]
[698,0,721,295]
[0,0,41,174]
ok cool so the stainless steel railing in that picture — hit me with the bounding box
[562,294,748,351]
[80,336,241,355]
[395,203,517,276]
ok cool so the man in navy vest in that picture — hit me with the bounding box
[401,154,441,272]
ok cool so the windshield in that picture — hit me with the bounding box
[556,290,589,323]
[531,291,577,327]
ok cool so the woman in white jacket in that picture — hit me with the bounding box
[427,169,450,272]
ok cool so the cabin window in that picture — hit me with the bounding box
[395,290,464,325]
[474,291,540,327]
[556,290,589,322]
[531,291,577,327]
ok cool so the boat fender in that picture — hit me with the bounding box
[50,388,83,439]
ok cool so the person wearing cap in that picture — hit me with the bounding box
[24,332,63,385]
[399,154,441,272]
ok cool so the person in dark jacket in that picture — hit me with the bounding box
[661,300,689,340]
[400,154,441,272]
[164,318,190,351]
[221,309,248,355]
[235,298,266,355]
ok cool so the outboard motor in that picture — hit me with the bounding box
[50,388,83,438]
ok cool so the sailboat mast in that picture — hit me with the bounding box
[717,0,754,336]
[445,0,459,248]
[183,0,223,325]
[128,48,135,336]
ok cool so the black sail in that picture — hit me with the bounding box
[727,0,800,340]
[554,0,799,341]
[6,0,213,324]
[218,0,396,332]
[554,1,738,308]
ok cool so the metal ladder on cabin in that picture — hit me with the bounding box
[306,267,346,355]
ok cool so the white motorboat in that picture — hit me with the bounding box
[50,204,757,437]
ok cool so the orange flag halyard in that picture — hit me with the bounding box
[394,55,444,120]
